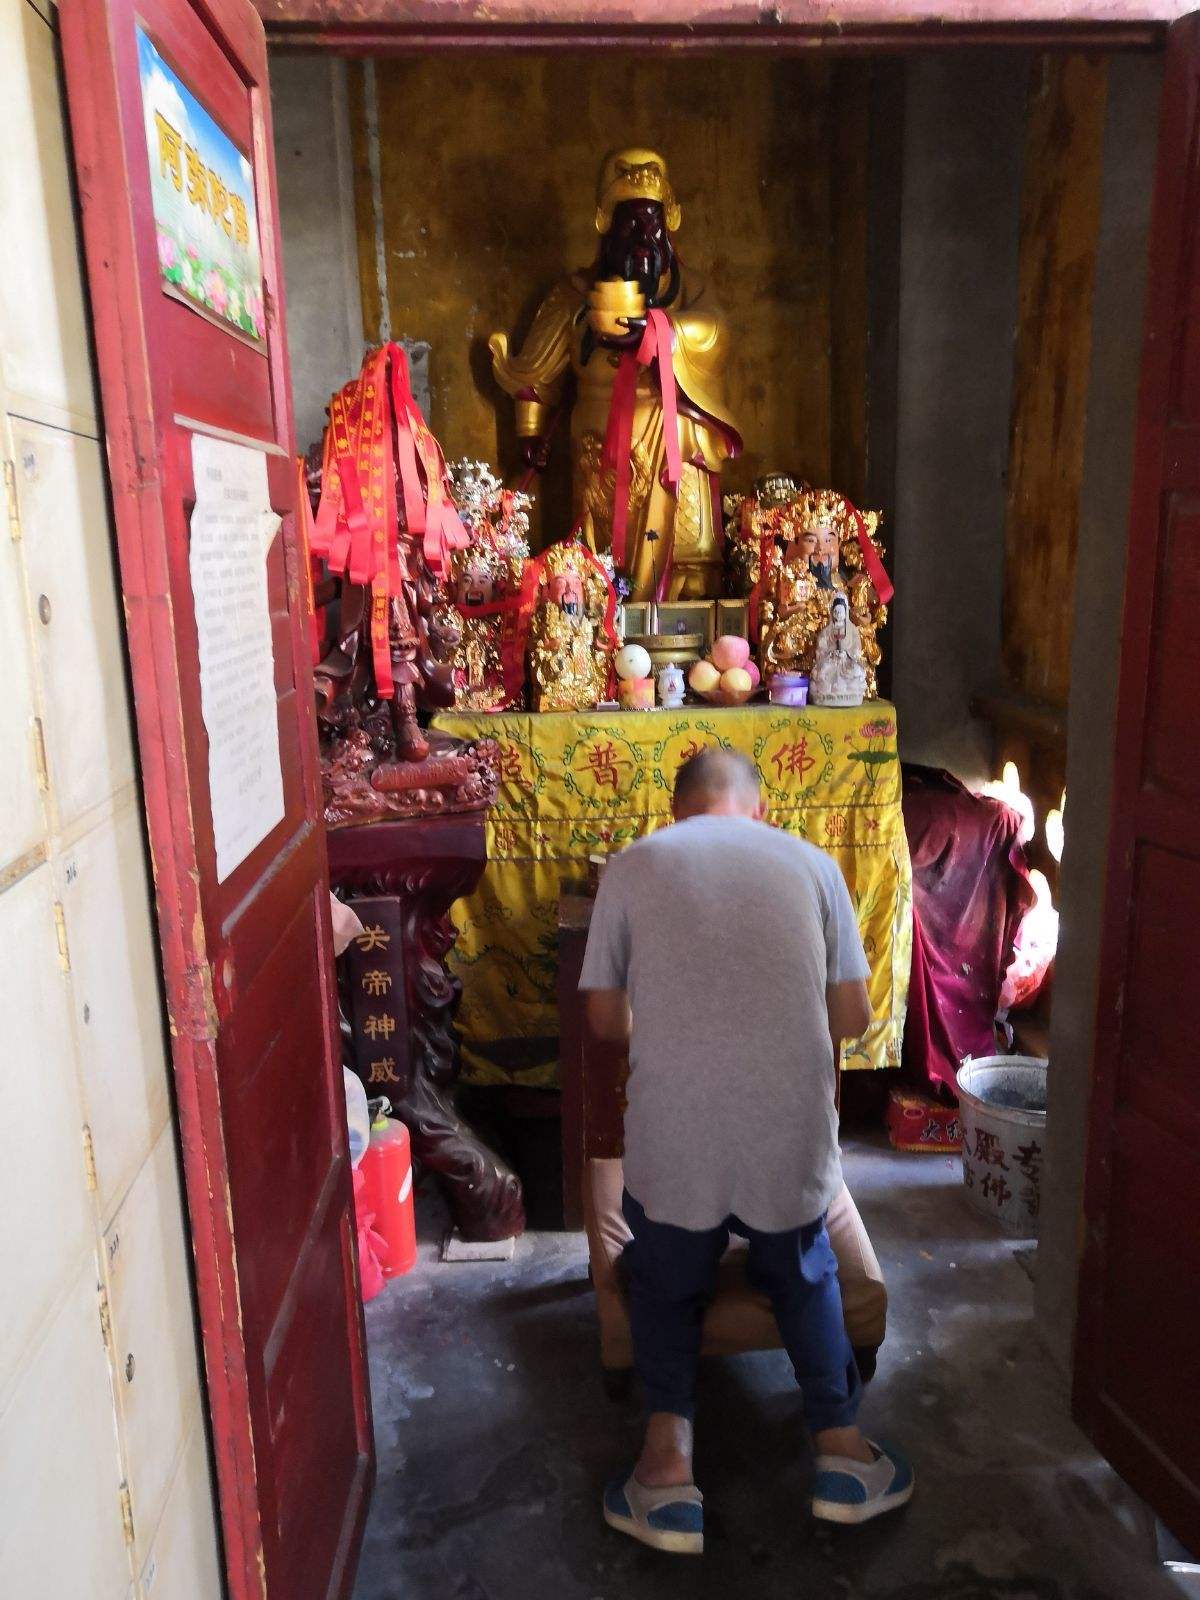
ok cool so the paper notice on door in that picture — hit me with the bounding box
[189,434,285,882]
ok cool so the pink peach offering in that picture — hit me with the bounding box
[710,634,751,672]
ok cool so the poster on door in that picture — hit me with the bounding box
[137,26,265,344]
[189,435,285,881]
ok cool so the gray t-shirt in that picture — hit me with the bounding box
[578,815,869,1233]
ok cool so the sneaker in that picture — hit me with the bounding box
[603,1472,704,1554]
[811,1440,914,1525]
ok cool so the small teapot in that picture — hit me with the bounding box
[657,662,686,709]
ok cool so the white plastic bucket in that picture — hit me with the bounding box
[955,1055,1048,1237]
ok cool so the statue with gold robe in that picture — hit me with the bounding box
[490,148,742,602]
[755,484,890,698]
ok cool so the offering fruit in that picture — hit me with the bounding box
[744,660,761,690]
[688,659,721,695]
[711,634,751,672]
[615,642,653,681]
[720,666,753,697]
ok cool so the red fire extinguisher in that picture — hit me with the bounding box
[360,1102,417,1278]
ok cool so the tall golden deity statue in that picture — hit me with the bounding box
[490,149,742,602]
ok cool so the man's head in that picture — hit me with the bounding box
[672,748,763,821]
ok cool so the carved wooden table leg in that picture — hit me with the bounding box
[329,815,525,1242]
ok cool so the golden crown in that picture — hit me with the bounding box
[595,148,682,234]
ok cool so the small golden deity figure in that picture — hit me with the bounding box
[724,474,808,597]
[490,148,742,602]
[443,461,531,712]
[526,540,616,712]
[756,486,889,696]
[451,553,507,711]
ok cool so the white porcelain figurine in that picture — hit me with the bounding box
[809,593,868,708]
[657,662,686,709]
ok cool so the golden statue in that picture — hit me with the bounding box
[444,461,531,712]
[490,148,742,602]
[756,485,889,698]
[526,540,616,712]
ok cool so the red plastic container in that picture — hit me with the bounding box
[359,1113,417,1277]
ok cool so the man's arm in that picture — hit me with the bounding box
[826,978,872,1058]
[584,988,632,1045]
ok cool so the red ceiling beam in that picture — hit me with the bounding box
[257,0,1182,52]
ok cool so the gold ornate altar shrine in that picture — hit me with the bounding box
[430,703,911,1088]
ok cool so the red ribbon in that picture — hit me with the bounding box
[388,347,470,580]
[601,308,682,575]
[309,343,472,703]
[848,502,894,605]
[294,455,324,667]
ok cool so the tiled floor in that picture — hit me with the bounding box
[354,1135,1189,1600]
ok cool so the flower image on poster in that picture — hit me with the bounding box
[137,27,265,344]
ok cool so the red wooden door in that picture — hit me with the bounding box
[1074,12,1200,1555]
[57,1,373,1595]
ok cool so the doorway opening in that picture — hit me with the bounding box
[260,34,1192,1597]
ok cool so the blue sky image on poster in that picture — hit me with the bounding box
[137,27,265,343]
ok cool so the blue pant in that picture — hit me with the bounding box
[621,1191,862,1433]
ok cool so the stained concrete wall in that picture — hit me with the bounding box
[891,54,1027,785]
[1034,52,1162,1375]
[270,54,363,454]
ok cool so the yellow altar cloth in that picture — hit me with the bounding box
[431,702,911,1087]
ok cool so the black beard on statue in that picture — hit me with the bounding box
[619,244,668,303]
[596,201,678,308]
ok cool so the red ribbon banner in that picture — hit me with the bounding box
[848,501,894,605]
[601,308,682,576]
[310,343,471,702]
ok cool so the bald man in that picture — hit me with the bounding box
[580,749,913,1553]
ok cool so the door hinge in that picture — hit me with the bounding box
[52,901,70,970]
[31,717,49,792]
[82,1125,98,1193]
[3,460,20,541]
[97,1283,112,1350]
[118,1481,135,1547]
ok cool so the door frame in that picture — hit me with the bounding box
[56,0,1183,1590]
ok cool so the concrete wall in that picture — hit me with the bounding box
[891,54,1027,784]
[1034,52,1162,1375]
[270,54,363,453]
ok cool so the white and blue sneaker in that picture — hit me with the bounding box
[811,1441,914,1525]
[603,1472,704,1554]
